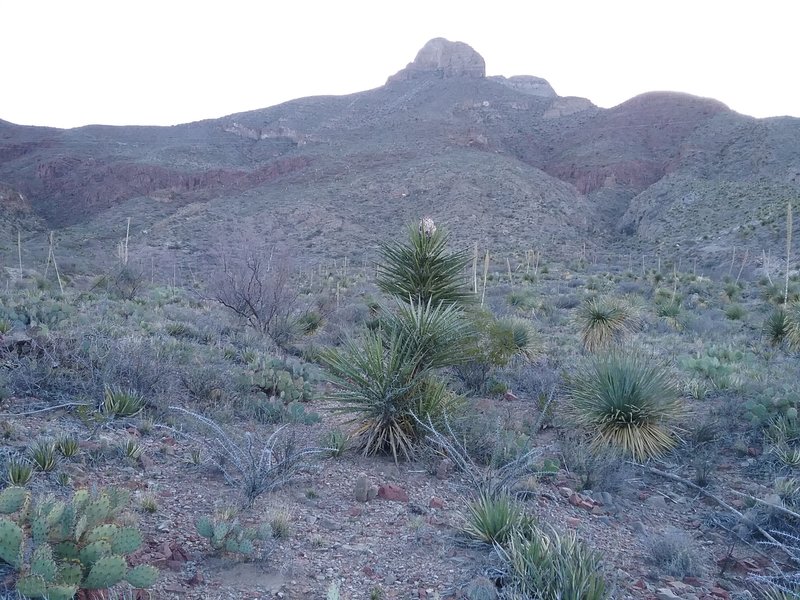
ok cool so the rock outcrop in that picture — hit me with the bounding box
[387,38,485,82]
[490,75,557,98]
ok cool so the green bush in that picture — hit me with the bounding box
[567,352,683,460]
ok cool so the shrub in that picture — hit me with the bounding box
[173,407,323,506]
[376,223,472,308]
[645,530,704,577]
[724,303,745,320]
[209,247,301,348]
[576,296,640,352]
[498,527,608,600]
[567,352,683,460]
[462,491,534,546]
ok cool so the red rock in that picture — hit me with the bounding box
[377,484,409,502]
[747,446,761,456]
[186,571,204,586]
[558,487,572,498]
[568,493,582,507]
[429,496,444,509]
[347,506,364,517]
[683,577,704,587]
[503,390,518,401]
[362,565,376,577]
[565,517,580,527]
[710,588,729,599]
[579,500,594,511]
[633,579,648,590]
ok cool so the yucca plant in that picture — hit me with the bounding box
[765,308,790,346]
[376,223,472,308]
[320,330,421,461]
[102,385,146,418]
[577,296,639,352]
[462,491,533,546]
[321,300,470,461]
[567,352,683,461]
[28,438,59,472]
[498,527,608,600]
[489,317,539,362]
[787,302,800,350]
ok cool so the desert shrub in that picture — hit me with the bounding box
[645,530,704,577]
[462,491,534,546]
[576,296,640,352]
[498,528,608,600]
[567,352,683,460]
[376,222,472,308]
[173,407,324,506]
[507,289,538,312]
[559,433,629,493]
[209,246,302,348]
[725,303,746,320]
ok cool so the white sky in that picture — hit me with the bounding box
[3,0,799,128]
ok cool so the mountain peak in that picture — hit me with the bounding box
[387,38,485,83]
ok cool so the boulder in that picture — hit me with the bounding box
[388,38,485,82]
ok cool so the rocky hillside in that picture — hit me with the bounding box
[1,38,798,273]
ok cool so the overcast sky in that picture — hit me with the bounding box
[3,0,798,128]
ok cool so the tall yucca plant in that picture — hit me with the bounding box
[377,225,472,308]
[567,352,683,461]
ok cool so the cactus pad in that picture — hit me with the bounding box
[110,527,142,555]
[196,516,214,538]
[82,554,127,589]
[30,544,57,582]
[16,573,47,597]
[0,486,28,514]
[0,518,23,568]
[125,564,158,588]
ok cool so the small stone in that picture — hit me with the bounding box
[710,587,730,599]
[683,576,704,587]
[645,494,667,508]
[354,473,371,502]
[435,458,453,480]
[429,496,444,509]
[632,521,647,534]
[656,588,681,600]
[558,487,572,498]
[568,493,582,507]
[347,505,363,517]
[378,484,409,502]
[565,517,580,527]
[503,390,518,401]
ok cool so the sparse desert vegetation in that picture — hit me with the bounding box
[1,216,800,600]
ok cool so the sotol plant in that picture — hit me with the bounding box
[567,351,683,461]
[576,296,640,352]
[0,485,157,599]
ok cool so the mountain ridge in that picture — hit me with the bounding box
[1,38,798,273]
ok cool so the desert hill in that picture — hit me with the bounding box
[1,38,798,273]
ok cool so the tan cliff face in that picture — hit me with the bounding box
[387,37,486,82]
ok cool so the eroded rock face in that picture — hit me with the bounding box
[387,37,485,82]
[490,75,556,98]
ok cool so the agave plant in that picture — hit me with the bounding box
[462,491,534,546]
[376,224,472,308]
[576,296,640,352]
[567,352,683,461]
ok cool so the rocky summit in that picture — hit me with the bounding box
[387,37,486,82]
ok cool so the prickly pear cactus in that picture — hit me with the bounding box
[0,487,28,514]
[0,519,23,568]
[0,486,158,597]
